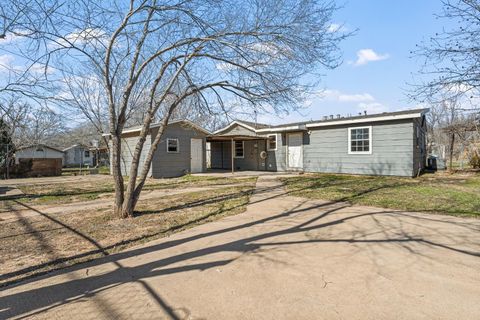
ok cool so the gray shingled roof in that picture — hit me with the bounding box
[251,108,429,129]
[235,120,270,129]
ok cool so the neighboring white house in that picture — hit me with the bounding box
[15,144,65,165]
[63,144,95,167]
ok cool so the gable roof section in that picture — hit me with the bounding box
[212,119,271,135]
[17,144,64,153]
[120,119,210,135]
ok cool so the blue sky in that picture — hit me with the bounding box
[0,1,451,126]
[258,0,450,125]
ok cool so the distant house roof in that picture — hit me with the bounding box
[16,144,64,153]
[62,144,90,152]
[118,119,210,135]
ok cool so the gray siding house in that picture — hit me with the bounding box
[63,144,95,167]
[114,120,209,178]
[208,108,428,177]
[15,144,64,165]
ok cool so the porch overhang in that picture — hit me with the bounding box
[206,134,267,141]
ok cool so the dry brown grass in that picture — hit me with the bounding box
[12,174,255,205]
[0,177,256,287]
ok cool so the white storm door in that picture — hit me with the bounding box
[190,138,203,173]
[287,133,303,169]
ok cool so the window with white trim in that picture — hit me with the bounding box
[84,150,90,158]
[267,134,277,151]
[167,138,179,153]
[348,126,372,154]
[234,141,244,158]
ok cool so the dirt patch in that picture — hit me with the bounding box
[0,179,256,287]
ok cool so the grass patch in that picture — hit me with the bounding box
[13,175,256,206]
[281,172,480,217]
[0,180,256,287]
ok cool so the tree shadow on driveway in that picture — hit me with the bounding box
[1,182,479,319]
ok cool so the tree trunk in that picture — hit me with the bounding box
[111,135,125,218]
[449,132,455,171]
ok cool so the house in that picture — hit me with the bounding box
[63,144,95,167]
[15,144,64,165]
[208,108,428,177]
[111,120,209,178]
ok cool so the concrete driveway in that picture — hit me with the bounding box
[1,176,479,319]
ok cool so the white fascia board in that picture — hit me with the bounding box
[256,125,307,133]
[306,112,423,128]
[212,121,256,135]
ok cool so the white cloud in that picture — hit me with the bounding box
[216,62,235,72]
[338,93,374,102]
[30,63,55,75]
[321,89,375,103]
[353,49,389,66]
[357,102,389,114]
[0,54,15,73]
[327,23,349,33]
[48,28,107,49]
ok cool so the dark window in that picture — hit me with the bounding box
[84,150,90,157]
[234,141,244,158]
[167,138,179,153]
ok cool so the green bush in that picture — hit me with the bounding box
[469,151,480,169]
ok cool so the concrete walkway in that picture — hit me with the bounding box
[1,176,479,319]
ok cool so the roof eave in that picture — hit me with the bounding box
[306,112,426,128]
[212,120,257,135]
[256,124,307,133]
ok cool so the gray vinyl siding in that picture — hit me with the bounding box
[266,133,287,171]
[120,135,152,177]
[303,119,415,177]
[210,140,266,170]
[63,146,94,167]
[150,123,206,178]
[15,147,64,165]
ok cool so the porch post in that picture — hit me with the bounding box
[231,138,234,174]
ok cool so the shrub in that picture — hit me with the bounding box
[469,151,480,169]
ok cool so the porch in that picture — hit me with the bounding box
[206,136,269,173]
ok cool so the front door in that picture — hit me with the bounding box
[190,138,203,173]
[287,133,303,170]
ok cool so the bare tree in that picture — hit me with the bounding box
[0,97,66,148]
[413,0,480,103]
[412,0,480,169]
[2,0,348,218]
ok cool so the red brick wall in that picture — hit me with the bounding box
[20,158,62,177]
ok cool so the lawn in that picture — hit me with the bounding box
[10,174,255,205]
[281,172,480,217]
[0,175,257,287]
